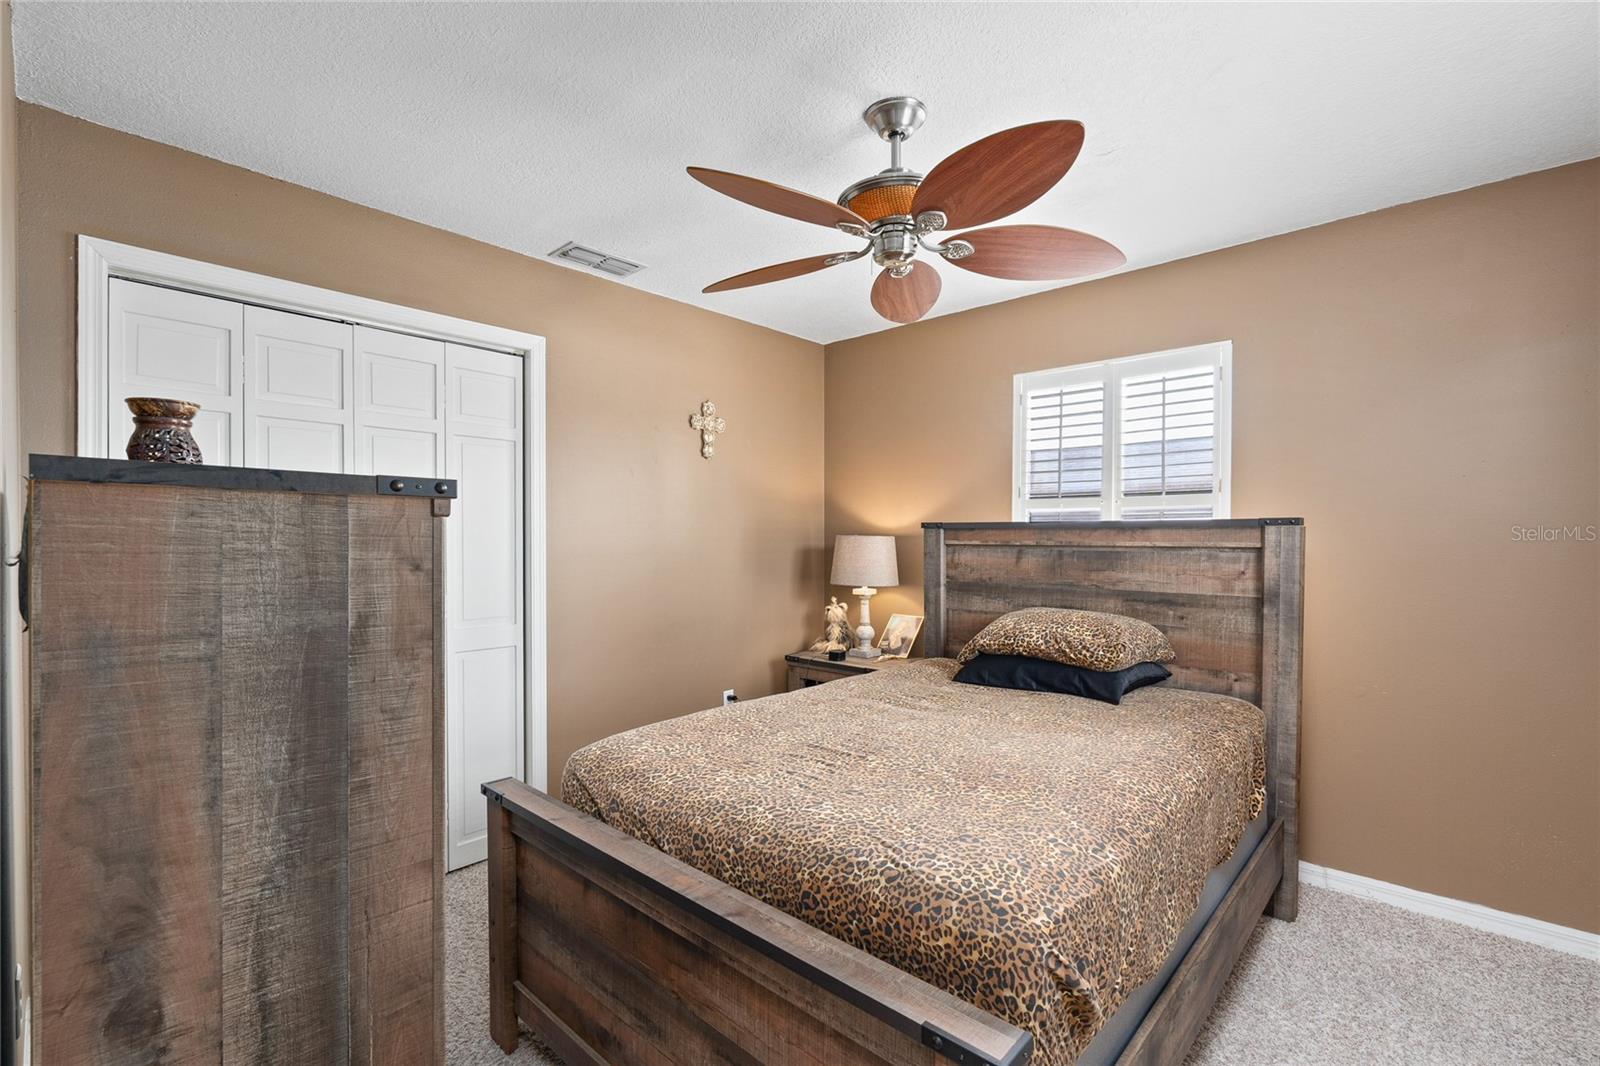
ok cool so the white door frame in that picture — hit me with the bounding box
[75,234,550,793]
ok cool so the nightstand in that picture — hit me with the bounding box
[784,650,905,692]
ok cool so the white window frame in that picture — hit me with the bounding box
[1012,341,1232,522]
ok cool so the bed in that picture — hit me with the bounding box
[484,519,1304,1066]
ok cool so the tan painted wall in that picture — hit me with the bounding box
[824,159,1600,932]
[15,103,826,788]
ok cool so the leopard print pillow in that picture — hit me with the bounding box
[955,607,1176,671]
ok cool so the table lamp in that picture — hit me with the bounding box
[830,534,899,660]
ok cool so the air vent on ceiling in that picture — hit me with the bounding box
[549,241,644,278]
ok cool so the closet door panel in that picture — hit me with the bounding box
[108,279,244,465]
[362,347,439,418]
[255,340,345,409]
[244,306,355,473]
[355,327,444,479]
[364,426,438,478]
[451,363,520,432]
[453,644,519,843]
[255,416,348,475]
[455,437,518,626]
[444,343,524,869]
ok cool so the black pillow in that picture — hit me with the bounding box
[953,654,1171,705]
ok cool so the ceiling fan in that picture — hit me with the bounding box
[688,96,1125,325]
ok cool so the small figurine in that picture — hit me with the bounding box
[809,596,852,656]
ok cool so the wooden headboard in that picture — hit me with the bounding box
[922,519,1305,915]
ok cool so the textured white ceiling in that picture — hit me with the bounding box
[13,2,1599,343]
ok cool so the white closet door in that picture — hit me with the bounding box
[445,343,525,870]
[243,305,355,473]
[107,279,244,465]
[103,280,531,874]
[354,326,445,478]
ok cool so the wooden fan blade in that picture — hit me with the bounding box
[945,225,1125,280]
[870,261,942,324]
[688,166,867,231]
[911,120,1085,230]
[702,252,858,294]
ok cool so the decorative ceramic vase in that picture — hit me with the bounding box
[125,397,204,464]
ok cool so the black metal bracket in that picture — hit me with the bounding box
[922,1022,1032,1066]
[378,475,457,499]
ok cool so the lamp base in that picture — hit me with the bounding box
[848,588,879,658]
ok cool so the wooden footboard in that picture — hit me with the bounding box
[484,778,1033,1066]
[485,779,1286,1066]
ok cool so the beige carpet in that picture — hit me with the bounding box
[445,863,1599,1065]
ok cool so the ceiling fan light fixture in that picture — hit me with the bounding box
[873,225,918,268]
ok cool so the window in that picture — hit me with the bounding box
[1013,342,1231,522]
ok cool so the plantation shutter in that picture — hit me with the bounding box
[1119,363,1220,513]
[1023,378,1105,521]
[1014,343,1230,521]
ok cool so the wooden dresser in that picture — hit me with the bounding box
[26,456,453,1066]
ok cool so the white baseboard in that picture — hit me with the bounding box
[1300,862,1600,960]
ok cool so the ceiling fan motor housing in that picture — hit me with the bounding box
[836,172,923,269]
[872,224,918,270]
[838,170,920,219]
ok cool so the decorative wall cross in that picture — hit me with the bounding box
[689,399,726,459]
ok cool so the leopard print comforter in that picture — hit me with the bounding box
[561,658,1265,1066]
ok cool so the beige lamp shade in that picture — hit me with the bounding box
[830,534,899,588]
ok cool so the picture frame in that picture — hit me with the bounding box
[876,613,924,658]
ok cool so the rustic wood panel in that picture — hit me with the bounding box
[517,834,931,1066]
[942,595,1261,683]
[347,496,440,1065]
[31,481,227,1064]
[514,831,920,1066]
[30,468,448,1066]
[512,845,920,1066]
[517,851,785,1065]
[922,525,948,664]
[944,544,1261,598]
[221,491,352,1065]
[1261,523,1305,921]
[489,779,1030,1066]
[514,982,614,1066]
[487,801,519,1054]
[1115,821,1284,1066]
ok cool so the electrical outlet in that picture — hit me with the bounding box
[722,689,737,705]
